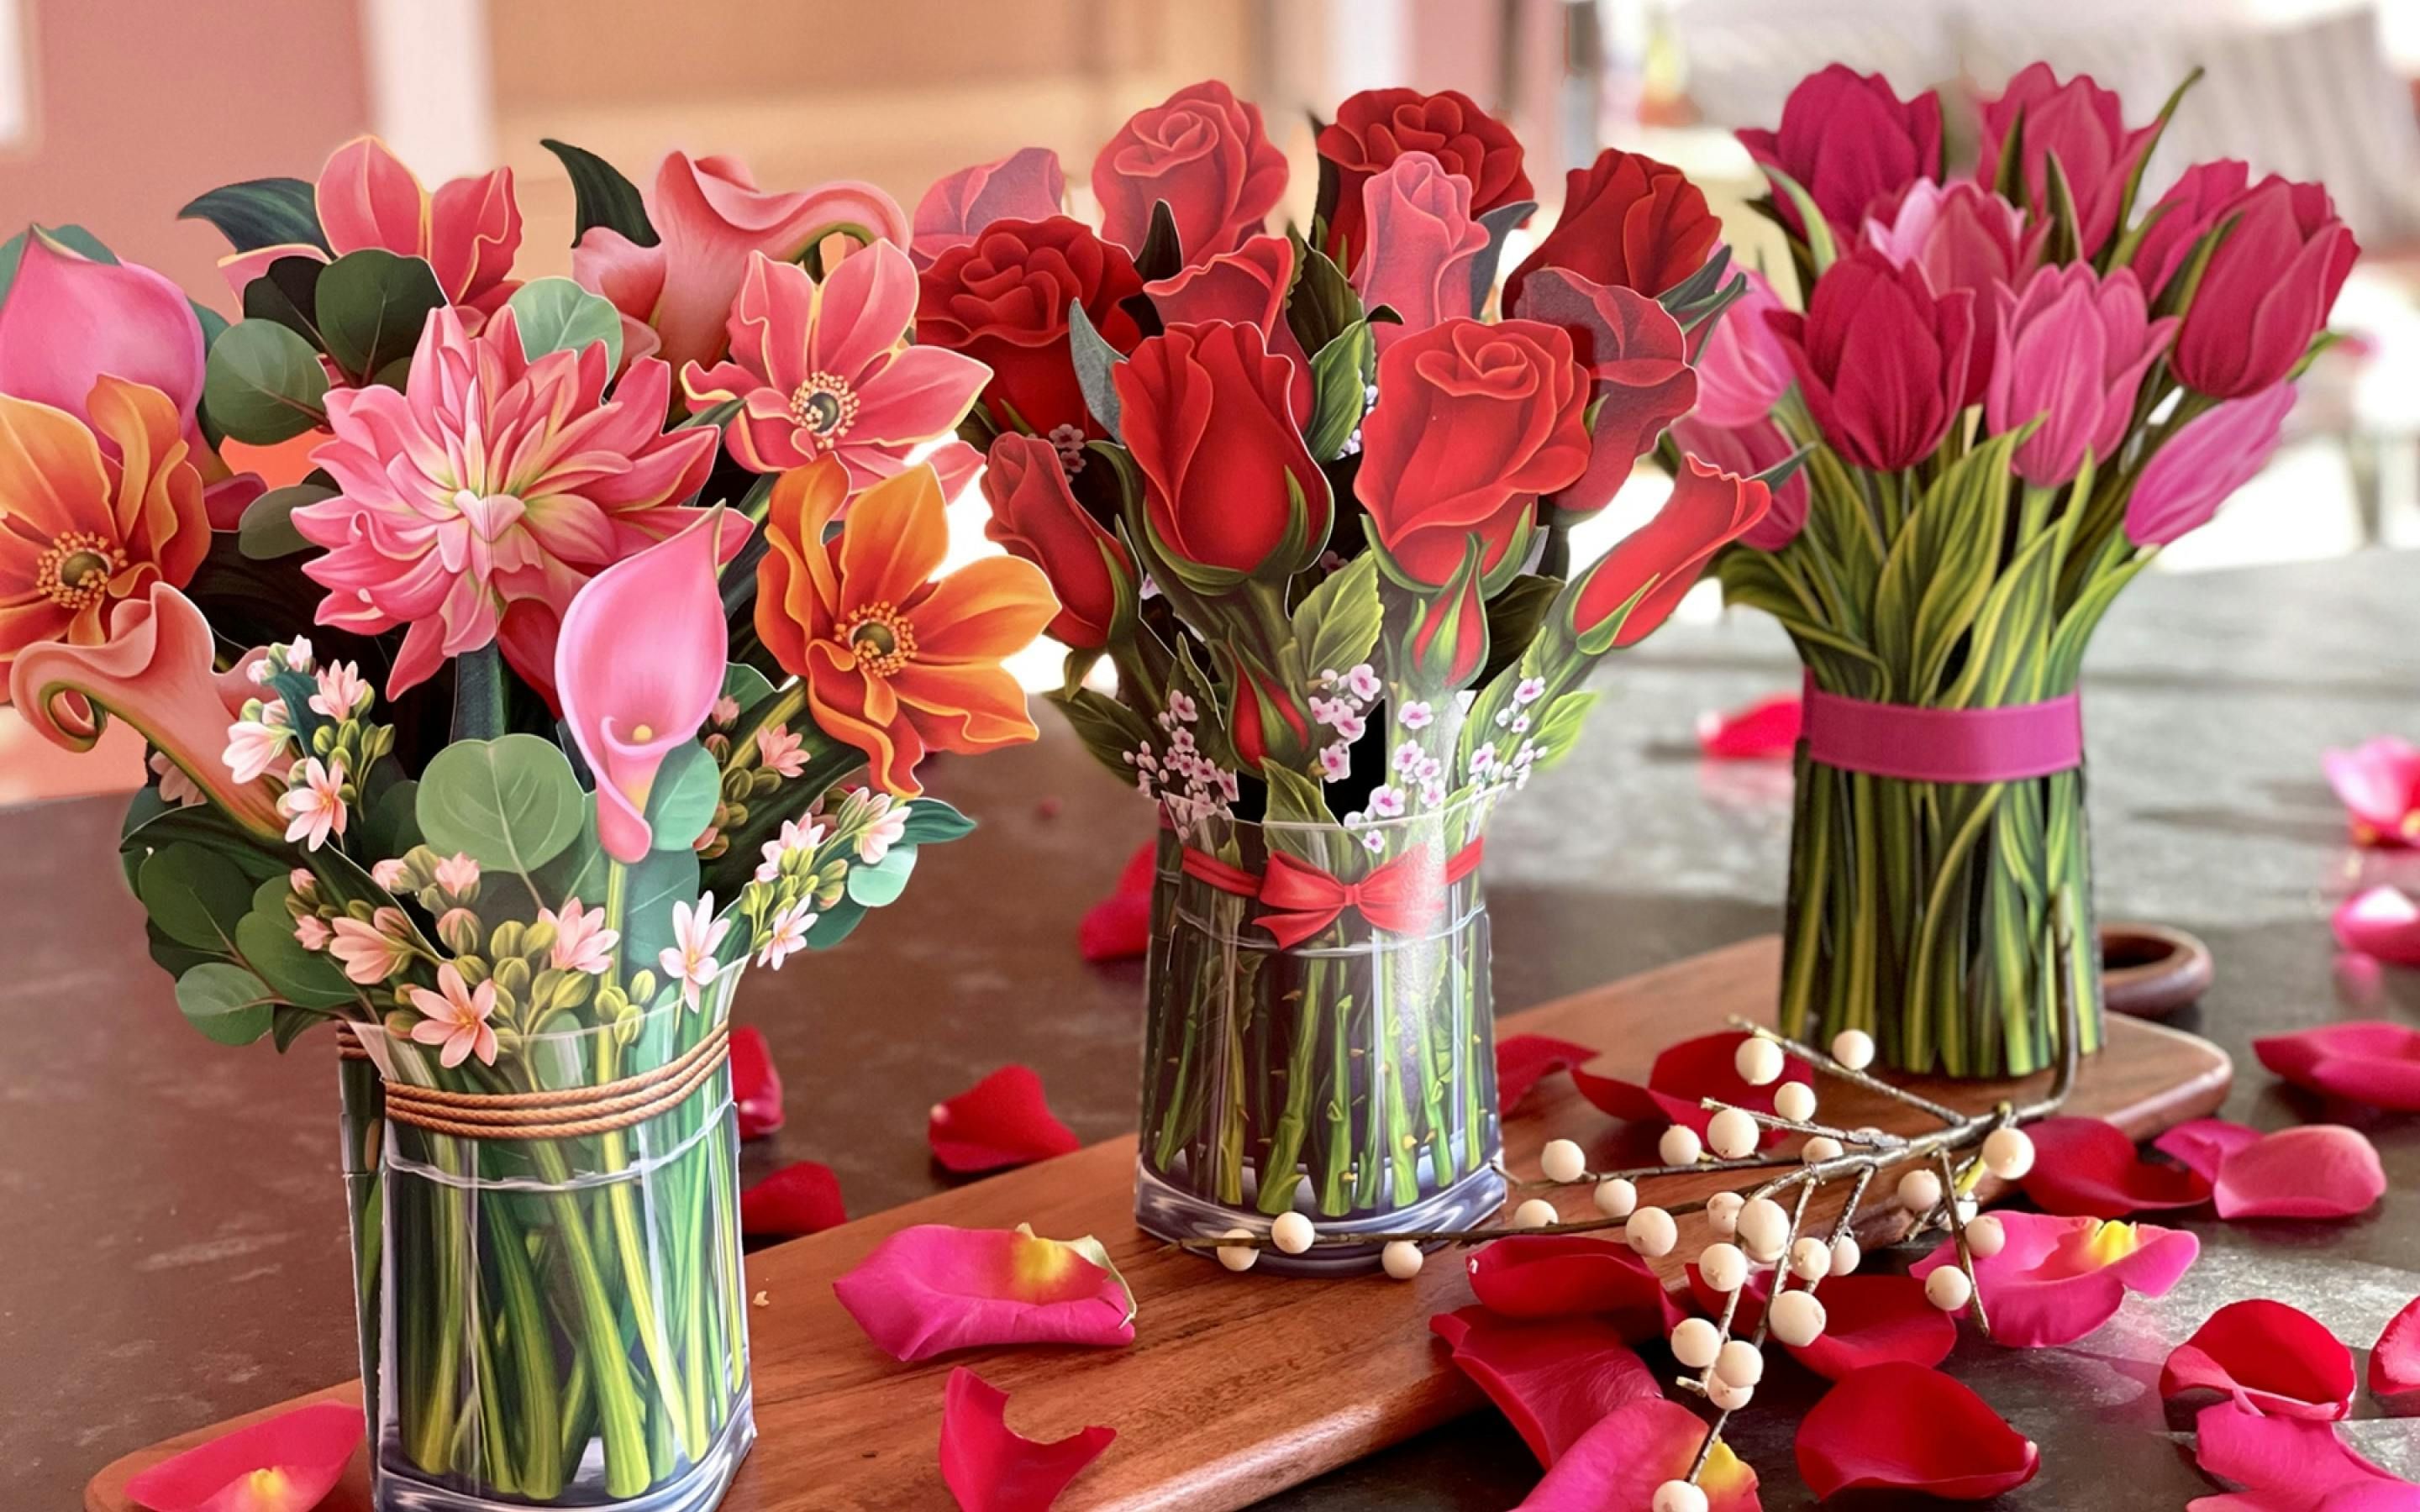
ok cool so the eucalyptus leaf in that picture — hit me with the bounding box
[643,743,719,853]
[203,319,329,444]
[176,963,278,1046]
[316,249,445,383]
[507,276,623,370]
[720,664,777,716]
[620,847,701,979]
[416,735,588,876]
[240,255,329,347]
[237,908,355,1009]
[844,844,918,907]
[897,798,976,846]
[238,484,334,560]
[138,843,251,952]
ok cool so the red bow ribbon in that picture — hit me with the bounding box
[1180,842,1485,948]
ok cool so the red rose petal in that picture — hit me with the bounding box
[1077,840,1156,963]
[1796,1362,2039,1500]
[1497,1033,1597,1113]
[2332,887,2420,968]
[2154,1118,2265,1182]
[930,1065,1082,1173]
[2212,1125,2385,1221]
[939,1367,1114,1512]
[730,1024,785,1138]
[2191,1402,2415,1512]
[2254,1021,2420,1111]
[2372,1295,2420,1401]
[1573,1032,1812,1139]
[1686,1262,1767,1333]
[1787,1273,1959,1380]
[1696,691,1802,759]
[1466,1235,1687,1337]
[1516,1397,1760,1511]
[1913,1210,2199,1348]
[2019,1116,2212,1217]
[1430,1305,1660,1467]
[740,1159,846,1238]
[833,1224,1135,1362]
[123,1401,363,1512]
[2162,1299,2356,1420]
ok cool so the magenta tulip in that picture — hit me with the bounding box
[557,509,737,861]
[2130,160,2249,300]
[1670,414,1806,551]
[1738,66,1942,240]
[1767,247,1972,473]
[2170,174,2357,398]
[1351,151,1488,353]
[1865,180,2029,404]
[1688,266,1791,428]
[2126,382,2296,547]
[1986,265,2174,487]
[1975,63,2158,259]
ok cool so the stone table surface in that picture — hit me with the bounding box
[6,549,2417,1510]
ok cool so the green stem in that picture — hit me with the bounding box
[450,641,508,743]
[527,1145,655,1499]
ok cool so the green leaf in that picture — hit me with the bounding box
[720,664,777,715]
[1068,301,1125,442]
[236,906,355,1010]
[897,798,976,846]
[239,255,328,345]
[271,1004,324,1053]
[1470,198,1539,312]
[176,963,279,1046]
[1043,685,1154,780]
[1292,552,1382,680]
[1303,320,1375,462]
[620,847,700,980]
[1285,234,1364,356]
[805,895,869,950]
[1258,759,1334,864]
[315,249,444,384]
[643,743,719,853]
[844,844,918,907]
[179,178,329,255]
[203,319,329,444]
[362,777,423,862]
[1523,689,1599,770]
[238,483,334,560]
[542,139,660,249]
[138,843,251,952]
[416,735,588,875]
[1476,575,1563,688]
[1133,200,1184,283]
[507,276,623,371]
[1760,165,1837,275]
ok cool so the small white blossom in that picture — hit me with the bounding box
[1330,709,1366,743]
[658,894,731,1011]
[756,897,816,969]
[1361,830,1386,853]
[1513,676,1547,706]
[1512,713,1531,734]
[1470,743,1498,778]
[1398,701,1434,730]
[1345,664,1382,702]
[1318,743,1353,782]
[1392,740,1423,774]
[1368,785,1406,819]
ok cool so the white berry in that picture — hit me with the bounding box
[1769,1289,1828,1347]
[1898,1168,1944,1214]
[1831,1029,1876,1070]
[1626,1205,1677,1257]
[1707,1107,1760,1160]
[1512,1198,1560,1230]
[1540,1137,1587,1184]
[1965,1212,2007,1258]
[1270,1211,1315,1255]
[1735,1197,1789,1260]
[1790,1235,1832,1281]
[1802,1136,1844,1163]
[1671,1315,1723,1369]
[1734,1037,1785,1086]
[1697,1241,1749,1294]
[1592,1178,1638,1219]
[1706,1373,1754,1410]
[1659,1124,1704,1167]
[1652,1479,1709,1512]
[1982,1126,2037,1180]
[1381,1241,1425,1279]
[1926,1264,1974,1311]
[1773,1080,1818,1123]
[1715,1338,1765,1388]
[1216,1228,1260,1272]
[1830,1235,1862,1276]
[1705,1190,1744,1236]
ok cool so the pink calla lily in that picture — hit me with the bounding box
[556,509,736,862]
[1912,1210,2197,1347]
[2372,1295,2420,1401]
[1429,1306,1660,1468]
[122,1400,363,1512]
[2254,1021,2420,1110]
[2323,737,2420,847]
[2162,1299,2356,1420]
[939,1367,1114,1512]
[1515,1396,1760,1510]
[833,1223,1136,1362]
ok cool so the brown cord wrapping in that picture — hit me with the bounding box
[334,1022,372,1063]
[381,1027,730,1141]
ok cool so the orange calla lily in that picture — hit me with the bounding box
[755,459,1054,795]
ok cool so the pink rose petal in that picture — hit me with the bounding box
[1429,1305,1660,1467]
[1797,1362,2039,1500]
[740,1160,845,1238]
[1696,691,1802,759]
[1685,1266,1953,1378]
[2333,888,2420,969]
[2020,1116,2212,1217]
[2255,1021,2420,1110]
[1496,1033,1597,1113]
[834,1224,1135,1362]
[2162,1299,2356,1420]
[2154,1118,2265,1182]
[1516,1397,1761,1511]
[123,1401,363,1512]
[1465,1235,1687,1337]
[2323,737,2420,847]
[730,1024,785,1138]
[2372,1295,2420,1401]
[1913,1210,2199,1347]
[2212,1125,2385,1221]
[929,1065,1082,1173]
[2191,1402,2417,1512]
[939,1367,1114,1512]
[1571,1032,1812,1140]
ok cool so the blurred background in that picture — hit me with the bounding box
[3,0,2414,797]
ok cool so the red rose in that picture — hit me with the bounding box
[1503,149,1720,311]
[1572,456,1770,647]
[1512,268,1698,517]
[1318,87,1534,273]
[917,216,1143,439]
[1354,318,1591,585]
[1737,65,1942,242]
[1224,645,1310,770]
[1143,234,1312,423]
[1090,80,1287,262]
[1113,321,1328,579]
[979,433,1134,648]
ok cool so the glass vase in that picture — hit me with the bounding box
[335,1034,384,1471]
[1134,795,1504,1272]
[371,983,754,1511]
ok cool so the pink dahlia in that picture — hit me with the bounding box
[681,243,988,486]
[292,306,722,702]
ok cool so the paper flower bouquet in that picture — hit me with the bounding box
[1703,64,2355,1076]
[3,136,1051,1510]
[913,83,1776,1262]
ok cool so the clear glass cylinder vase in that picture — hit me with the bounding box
[1134,795,1505,1273]
[371,984,754,1511]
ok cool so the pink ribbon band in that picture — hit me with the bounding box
[1801,673,2082,785]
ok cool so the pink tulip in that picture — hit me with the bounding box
[1986,264,2174,486]
[2131,160,2250,299]
[909,147,1065,270]
[574,151,908,375]
[2126,381,2296,546]
[1350,151,1488,353]
[1865,180,2030,404]
[557,510,734,862]
[1687,266,1791,428]
[2171,172,2358,399]
[1975,64,2158,259]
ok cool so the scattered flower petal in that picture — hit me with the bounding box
[929,1065,1082,1173]
[2212,1125,2386,1221]
[939,1367,1114,1512]
[1696,692,1802,759]
[123,1400,363,1512]
[1465,1236,1686,1337]
[2371,1295,2420,1401]
[1570,1031,1812,1140]
[834,1224,1135,1362]
[1515,1396,1760,1511]
[1077,839,1155,963]
[1430,1305,1660,1468]
[1495,1033,1597,1113]
[2191,1402,2416,1512]
[1796,1362,2039,1500]
[2323,737,2420,847]
[739,1160,844,1238]
[2333,887,2420,969]
[2154,1118,2265,1182]
[1683,1266,1953,1380]
[2162,1299,2355,1420]
[1912,1210,2198,1347]
[2019,1116,2212,1217]
[730,1024,784,1138]
[2255,1021,2420,1110]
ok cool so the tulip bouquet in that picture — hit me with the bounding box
[912,81,1775,1255]
[1702,64,2354,1076]
[5,135,1055,1509]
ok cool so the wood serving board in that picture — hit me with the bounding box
[87,937,2230,1512]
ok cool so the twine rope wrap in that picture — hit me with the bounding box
[381,1026,730,1141]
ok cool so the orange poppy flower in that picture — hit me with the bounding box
[0,375,208,690]
[755,458,1054,795]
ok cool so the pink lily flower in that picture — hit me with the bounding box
[681,244,988,487]
[2323,736,2420,846]
[328,906,415,984]
[540,897,618,974]
[573,151,907,374]
[408,960,499,1068]
[2126,382,2296,548]
[278,755,349,851]
[556,509,733,862]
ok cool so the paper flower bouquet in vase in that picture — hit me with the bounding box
[914,82,1775,1267]
[1702,64,2355,1075]
[6,134,1051,1509]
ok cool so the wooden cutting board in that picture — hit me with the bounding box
[86,936,2230,1512]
